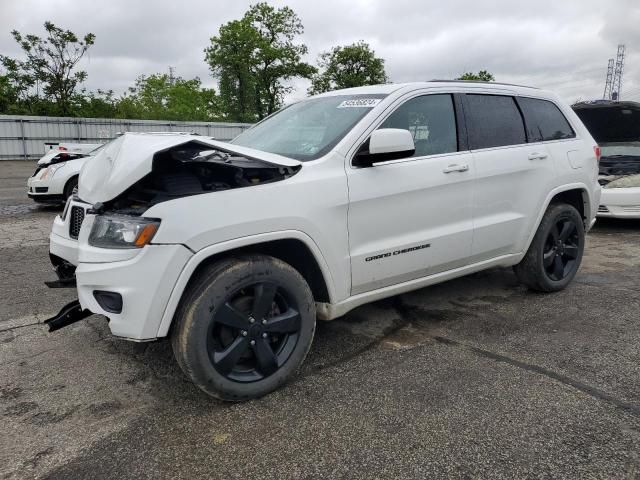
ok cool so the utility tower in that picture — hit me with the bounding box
[603,58,614,99]
[611,44,626,100]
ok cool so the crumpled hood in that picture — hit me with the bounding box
[78,134,301,204]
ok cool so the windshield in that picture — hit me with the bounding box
[601,142,640,158]
[231,94,387,161]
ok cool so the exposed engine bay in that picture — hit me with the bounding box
[598,153,640,188]
[105,141,300,215]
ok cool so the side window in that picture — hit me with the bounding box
[379,94,457,157]
[517,97,576,142]
[465,95,526,149]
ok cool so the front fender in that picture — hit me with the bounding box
[155,230,336,338]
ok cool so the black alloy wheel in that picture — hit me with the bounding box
[208,282,302,383]
[542,216,580,281]
[172,255,316,401]
[514,202,585,292]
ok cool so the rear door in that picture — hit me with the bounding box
[462,94,557,260]
[347,93,475,295]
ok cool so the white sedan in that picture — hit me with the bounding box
[27,143,103,204]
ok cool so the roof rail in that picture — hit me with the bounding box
[428,79,539,89]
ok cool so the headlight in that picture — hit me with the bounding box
[40,162,66,179]
[89,215,160,249]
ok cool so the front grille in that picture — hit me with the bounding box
[622,205,640,213]
[598,205,609,213]
[35,187,48,193]
[69,206,85,239]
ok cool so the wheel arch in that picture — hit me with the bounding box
[156,231,335,338]
[523,183,593,254]
[63,174,79,197]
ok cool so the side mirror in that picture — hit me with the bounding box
[353,128,415,167]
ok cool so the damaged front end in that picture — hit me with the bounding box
[77,134,302,213]
[103,143,301,216]
[45,133,302,334]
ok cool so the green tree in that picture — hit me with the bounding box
[117,74,219,121]
[0,57,40,113]
[73,89,119,118]
[0,21,95,115]
[205,3,314,121]
[456,70,495,81]
[205,18,261,122]
[308,41,388,95]
[245,3,315,117]
[0,73,19,113]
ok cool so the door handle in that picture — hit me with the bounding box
[442,163,469,173]
[528,152,548,161]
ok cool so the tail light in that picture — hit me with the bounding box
[58,146,67,151]
[594,145,601,164]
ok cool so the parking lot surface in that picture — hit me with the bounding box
[1,161,640,479]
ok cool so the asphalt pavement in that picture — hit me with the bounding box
[1,161,639,479]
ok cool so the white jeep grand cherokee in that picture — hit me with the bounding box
[46,81,601,400]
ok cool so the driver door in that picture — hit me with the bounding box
[346,93,475,295]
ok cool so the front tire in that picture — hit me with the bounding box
[514,203,585,292]
[171,255,316,401]
[63,176,78,200]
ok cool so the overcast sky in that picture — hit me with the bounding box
[1,0,639,105]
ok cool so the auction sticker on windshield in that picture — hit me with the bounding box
[337,99,381,108]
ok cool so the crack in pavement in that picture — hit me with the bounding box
[390,296,640,418]
[1,347,62,366]
[432,335,640,418]
[0,320,42,333]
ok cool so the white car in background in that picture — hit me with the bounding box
[27,143,104,204]
[573,101,640,218]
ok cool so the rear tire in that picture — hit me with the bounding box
[514,203,585,292]
[171,254,316,401]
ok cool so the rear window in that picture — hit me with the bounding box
[465,95,526,149]
[517,97,575,142]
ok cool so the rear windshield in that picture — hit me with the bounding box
[231,94,387,161]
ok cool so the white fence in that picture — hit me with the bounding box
[0,115,252,160]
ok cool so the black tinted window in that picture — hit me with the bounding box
[380,94,457,156]
[465,95,526,149]
[518,97,575,142]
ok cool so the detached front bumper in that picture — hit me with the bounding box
[598,187,640,219]
[76,244,193,340]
